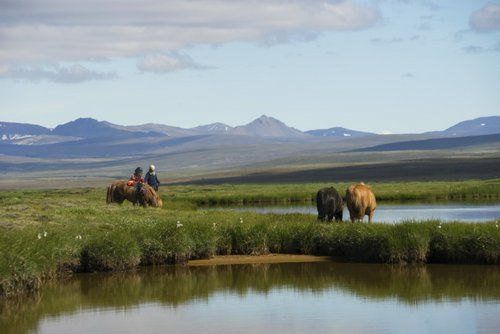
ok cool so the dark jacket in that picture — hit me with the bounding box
[144,171,160,190]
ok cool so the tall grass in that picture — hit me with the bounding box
[1,211,498,297]
[1,181,499,297]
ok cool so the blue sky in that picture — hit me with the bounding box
[0,0,499,133]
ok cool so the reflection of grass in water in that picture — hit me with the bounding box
[1,263,499,334]
[0,183,499,298]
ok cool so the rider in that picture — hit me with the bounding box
[144,164,160,191]
[130,167,145,204]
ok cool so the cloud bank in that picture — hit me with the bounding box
[0,64,117,83]
[470,3,500,31]
[0,0,379,79]
[137,54,212,73]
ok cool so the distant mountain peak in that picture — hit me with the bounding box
[255,114,278,122]
[442,116,500,136]
[231,115,305,138]
[51,117,164,139]
[75,117,98,122]
[0,121,52,144]
[191,122,233,134]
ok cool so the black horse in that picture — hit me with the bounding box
[316,187,344,222]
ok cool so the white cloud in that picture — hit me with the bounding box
[462,42,500,54]
[370,35,420,45]
[470,3,500,31]
[137,54,212,73]
[378,0,439,11]
[0,64,117,83]
[0,0,379,67]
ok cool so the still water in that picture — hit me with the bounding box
[1,262,499,334]
[212,202,500,223]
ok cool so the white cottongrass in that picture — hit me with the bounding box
[239,217,243,223]
[75,235,83,240]
[177,221,183,228]
[43,231,48,237]
[37,233,42,240]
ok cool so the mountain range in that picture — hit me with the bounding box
[0,115,499,178]
[1,115,304,144]
[2,115,499,145]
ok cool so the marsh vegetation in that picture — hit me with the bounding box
[0,179,499,297]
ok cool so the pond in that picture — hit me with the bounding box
[205,202,500,223]
[1,262,499,334]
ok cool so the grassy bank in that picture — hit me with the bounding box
[168,178,500,205]
[1,181,499,298]
[1,208,499,297]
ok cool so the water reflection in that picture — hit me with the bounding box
[1,262,499,334]
[208,202,500,223]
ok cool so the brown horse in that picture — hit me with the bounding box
[106,181,163,208]
[345,183,376,223]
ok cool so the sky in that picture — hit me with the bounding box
[0,0,499,134]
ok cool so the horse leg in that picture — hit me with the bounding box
[368,211,374,224]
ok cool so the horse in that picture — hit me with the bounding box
[345,183,376,223]
[316,187,343,222]
[106,180,163,208]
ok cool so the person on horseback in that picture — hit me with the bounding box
[130,167,145,205]
[144,164,160,191]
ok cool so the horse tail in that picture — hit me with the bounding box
[346,185,362,212]
[106,184,115,204]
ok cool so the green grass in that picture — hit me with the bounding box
[1,180,499,297]
[1,211,499,298]
[167,179,500,205]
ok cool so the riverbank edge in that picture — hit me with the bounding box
[1,219,499,299]
[188,254,332,266]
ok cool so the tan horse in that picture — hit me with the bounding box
[345,183,376,223]
[106,181,163,208]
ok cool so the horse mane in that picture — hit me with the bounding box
[358,182,371,189]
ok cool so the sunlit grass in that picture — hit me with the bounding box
[1,180,499,297]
